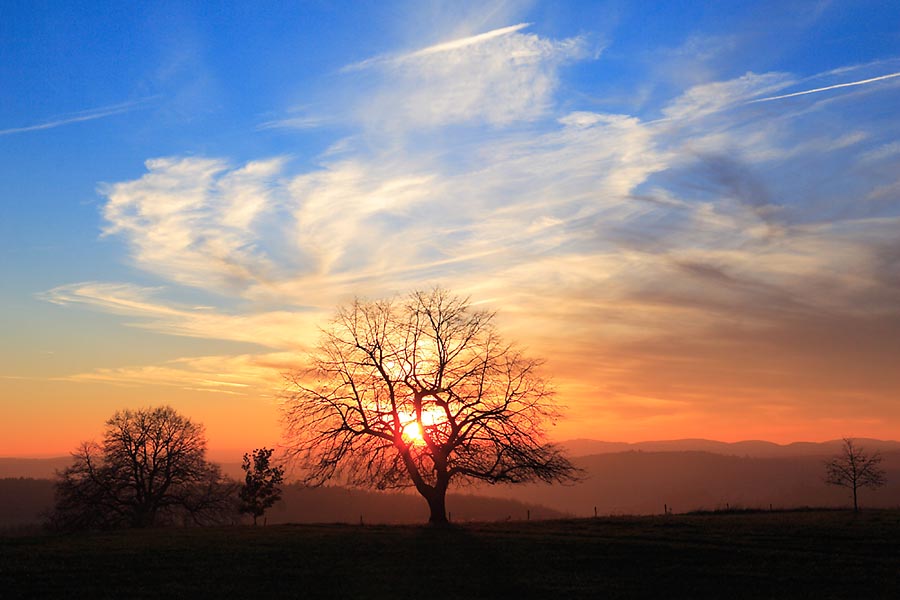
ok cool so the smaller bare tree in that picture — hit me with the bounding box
[52,406,237,530]
[239,447,285,525]
[825,438,886,512]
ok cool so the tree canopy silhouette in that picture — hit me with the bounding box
[282,288,577,524]
[825,437,886,512]
[52,406,236,529]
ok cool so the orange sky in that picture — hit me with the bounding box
[3,300,898,460]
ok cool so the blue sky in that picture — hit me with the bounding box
[3,1,900,455]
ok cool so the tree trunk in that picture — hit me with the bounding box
[853,484,859,513]
[133,507,154,528]
[426,488,448,525]
[403,447,451,525]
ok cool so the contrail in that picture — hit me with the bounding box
[343,23,530,72]
[749,72,900,103]
[407,23,530,58]
[0,97,159,136]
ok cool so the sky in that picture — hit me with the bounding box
[2,1,900,458]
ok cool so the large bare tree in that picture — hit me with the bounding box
[52,406,236,529]
[825,437,887,512]
[282,288,577,524]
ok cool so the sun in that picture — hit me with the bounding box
[403,421,424,443]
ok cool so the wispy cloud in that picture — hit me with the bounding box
[40,282,176,315]
[663,72,793,120]
[861,141,900,163]
[0,97,159,136]
[257,116,328,131]
[100,156,290,292]
[256,107,332,131]
[60,352,300,399]
[39,281,323,351]
[748,71,900,103]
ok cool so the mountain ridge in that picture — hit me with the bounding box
[5,437,900,479]
[557,437,900,458]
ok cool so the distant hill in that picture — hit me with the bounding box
[0,457,246,481]
[558,438,900,458]
[0,457,74,479]
[6,438,899,479]
[475,450,900,516]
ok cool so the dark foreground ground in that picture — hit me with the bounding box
[1,510,898,599]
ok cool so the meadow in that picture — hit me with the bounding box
[2,509,898,599]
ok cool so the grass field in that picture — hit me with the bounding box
[2,510,898,599]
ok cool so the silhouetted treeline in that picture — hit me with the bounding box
[0,478,562,528]
[4,448,900,529]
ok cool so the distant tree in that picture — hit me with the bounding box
[239,447,285,525]
[825,438,886,512]
[282,288,578,524]
[51,406,237,530]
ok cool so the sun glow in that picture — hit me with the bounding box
[397,406,446,445]
[403,421,424,442]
